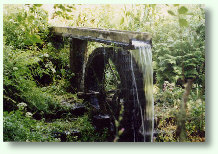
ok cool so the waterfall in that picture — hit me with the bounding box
[131,40,154,142]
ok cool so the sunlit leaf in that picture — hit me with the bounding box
[120,16,124,25]
[17,15,22,22]
[179,18,188,27]
[168,10,176,16]
[59,4,66,11]
[33,4,43,7]
[55,11,62,16]
[27,15,35,22]
[178,6,188,14]
[126,11,131,16]
[186,13,194,15]
[54,4,58,9]
[66,9,72,12]
[151,4,156,8]
[32,34,43,44]
[66,16,70,20]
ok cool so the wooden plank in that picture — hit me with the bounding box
[51,26,151,46]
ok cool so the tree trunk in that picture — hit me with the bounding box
[176,79,193,142]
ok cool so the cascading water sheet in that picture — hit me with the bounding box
[131,40,154,142]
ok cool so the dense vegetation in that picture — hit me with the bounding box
[3,4,205,142]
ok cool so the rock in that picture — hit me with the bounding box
[70,103,87,116]
[53,129,81,142]
[92,114,111,130]
[60,100,87,117]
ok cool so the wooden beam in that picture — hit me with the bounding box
[51,27,152,47]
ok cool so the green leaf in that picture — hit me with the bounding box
[71,6,76,10]
[178,6,188,14]
[126,11,131,16]
[59,4,66,11]
[27,15,35,22]
[55,11,62,16]
[174,4,180,7]
[66,9,72,12]
[151,4,156,8]
[120,17,124,25]
[179,18,188,27]
[118,129,124,136]
[65,16,70,20]
[31,34,43,44]
[186,13,194,15]
[54,4,58,9]
[17,15,22,22]
[33,4,43,7]
[168,10,176,16]
[115,120,119,127]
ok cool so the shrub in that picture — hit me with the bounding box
[3,44,62,117]
[3,5,49,49]
[3,111,58,142]
[154,82,205,142]
[4,111,108,142]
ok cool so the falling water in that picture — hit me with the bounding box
[131,40,154,142]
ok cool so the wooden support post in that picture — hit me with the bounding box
[69,38,88,92]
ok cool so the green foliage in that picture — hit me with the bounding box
[3,41,67,117]
[154,82,205,142]
[4,110,107,142]
[168,10,176,16]
[154,5,205,90]
[186,98,205,142]
[4,111,58,142]
[3,45,39,105]
[178,6,189,14]
[3,6,49,49]
[53,4,76,20]
[155,81,183,107]
[179,18,188,27]
[167,5,192,27]
[104,59,120,92]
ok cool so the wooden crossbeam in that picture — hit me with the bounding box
[51,26,151,47]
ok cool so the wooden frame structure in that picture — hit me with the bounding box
[51,26,152,92]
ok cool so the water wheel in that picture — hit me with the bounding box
[84,47,148,142]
